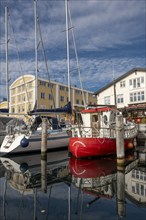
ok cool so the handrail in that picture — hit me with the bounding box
[71,125,137,139]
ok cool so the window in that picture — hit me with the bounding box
[117,94,124,103]
[60,86,64,91]
[40,81,46,86]
[28,92,32,99]
[41,92,45,99]
[48,83,53,88]
[48,94,53,100]
[18,86,21,92]
[60,96,64,102]
[18,95,21,102]
[40,105,46,109]
[141,76,144,83]
[76,99,79,104]
[22,106,25,112]
[11,97,15,104]
[76,90,81,94]
[22,85,25,91]
[22,94,25,101]
[104,96,110,105]
[129,77,145,89]
[11,88,15,95]
[18,106,20,113]
[120,81,125,88]
[130,91,145,103]
[28,82,32,88]
[12,107,15,113]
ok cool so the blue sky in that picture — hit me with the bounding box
[0,0,146,101]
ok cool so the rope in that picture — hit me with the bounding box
[68,4,86,107]
[36,14,56,109]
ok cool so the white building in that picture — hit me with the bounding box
[94,68,146,109]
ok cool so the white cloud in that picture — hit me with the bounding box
[0,0,145,101]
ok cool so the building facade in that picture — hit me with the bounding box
[94,68,146,108]
[9,75,96,114]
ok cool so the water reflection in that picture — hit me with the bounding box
[0,150,146,220]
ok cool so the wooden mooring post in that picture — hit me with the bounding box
[116,114,125,166]
[41,118,48,193]
[41,118,48,156]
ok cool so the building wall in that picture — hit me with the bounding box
[97,69,146,108]
[10,75,35,114]
[9,75,96,115]
[0,101,8,109]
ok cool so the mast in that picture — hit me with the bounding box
[34,0,38,109]
[65,0,71,102]
[5,6,9,110]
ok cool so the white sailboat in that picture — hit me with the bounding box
[0,0,73,155]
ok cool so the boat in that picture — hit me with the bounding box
[0,0,74,155]
[0,102,72,155]
[69,105,138,158]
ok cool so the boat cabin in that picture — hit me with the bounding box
[81,107,117,129]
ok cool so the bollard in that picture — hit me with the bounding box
[116,114,125,165]
[41,118,48,156]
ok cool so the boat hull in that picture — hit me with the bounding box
[0,131,69,155]
[69,137,135,158]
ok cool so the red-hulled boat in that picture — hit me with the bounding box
[69,106,137,158]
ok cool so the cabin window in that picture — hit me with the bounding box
[103,115,108,125]
[92,115,98,122]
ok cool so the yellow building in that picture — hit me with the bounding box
[0,101,8,109]
[10,74,96,115]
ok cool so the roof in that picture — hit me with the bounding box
[94,67,146,95]
[81,106,116,113]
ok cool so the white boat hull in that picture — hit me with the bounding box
[0,130,69,155]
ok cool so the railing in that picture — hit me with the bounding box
[71,125,137,139]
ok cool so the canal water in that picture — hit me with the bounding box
[0,149,145,220]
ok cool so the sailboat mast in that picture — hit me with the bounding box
[5,6,9,110]
[34,0,38,109]
[65,0,71,102]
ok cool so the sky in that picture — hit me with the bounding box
[0,0,146,101]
